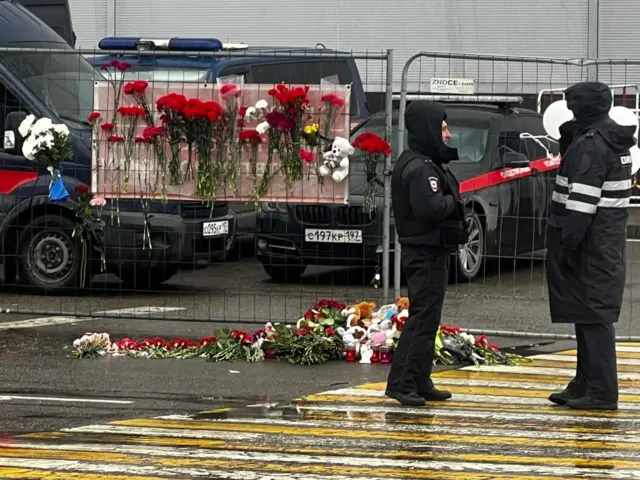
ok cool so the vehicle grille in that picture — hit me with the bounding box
[180,202,228,219]
[294,205,331,225]
[336,206,376,226]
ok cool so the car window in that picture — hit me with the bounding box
[251,60,357,115]
[447,119,490,163]
[498,114,558,162]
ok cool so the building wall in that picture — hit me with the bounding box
[71,0,593,94]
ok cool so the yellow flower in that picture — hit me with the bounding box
[304,123,319,135]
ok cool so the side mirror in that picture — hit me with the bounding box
[4,111,28,154]
[502,152,530,169]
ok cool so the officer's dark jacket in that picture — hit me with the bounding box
[391,101,465,249]
[547,81,635,324]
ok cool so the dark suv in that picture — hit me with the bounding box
[255,98,561,282]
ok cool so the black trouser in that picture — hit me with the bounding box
[567,323,619,402]
[386,245,449,394]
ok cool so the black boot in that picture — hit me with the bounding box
[566,396,618,411]
[548,388,581,406]
[385,390,426,407]
[418,387,452,401]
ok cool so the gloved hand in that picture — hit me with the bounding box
[559,246,578,270]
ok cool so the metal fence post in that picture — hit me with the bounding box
[382,49,394,302]
[394,55,414,299]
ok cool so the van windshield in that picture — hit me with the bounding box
[0,50,102,125]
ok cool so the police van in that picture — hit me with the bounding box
[0,1,235,292]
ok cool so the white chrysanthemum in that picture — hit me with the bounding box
[255,99,268,110]
[52,123,70,137]
[244,106,256,118]
[18,114,36,137]
[29,118,53,137]
[21,136,38,160]
[256,121,270,134]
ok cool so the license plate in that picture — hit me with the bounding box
[202,221,229,237]
[305,229,362,243]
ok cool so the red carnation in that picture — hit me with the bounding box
[141,126,166,139]
[321,93,345,107]
[123,80,148,95]
[220,83,241,99]
[239,129,262,145]
[325,327,336,336]
[87,112,101,123]
[107,135,124,142]
[299,149,314,163]
[156,93,187,113]
[199,336,217,347]
[238,106,248,117]
[74,184,89,194]
[100,122,114,132]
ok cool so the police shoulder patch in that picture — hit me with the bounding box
[428,176,439,192]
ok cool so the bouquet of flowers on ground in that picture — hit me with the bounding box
[69,333,112,359]
[261,323,343,365]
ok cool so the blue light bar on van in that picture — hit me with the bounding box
[168,38,223,51]
[98,37,224,52]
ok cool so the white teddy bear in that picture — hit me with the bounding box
[319,136,353,183]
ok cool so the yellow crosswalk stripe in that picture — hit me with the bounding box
[1,344,639,479]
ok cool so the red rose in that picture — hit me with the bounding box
[490,344,499,351]
[295,329,307,337]
[325,327,336,336]
[87,112,101,122]
[100,122,114,132]
[299,149,314,163]
[265,348,275,359]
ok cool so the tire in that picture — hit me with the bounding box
[17,215,86,293]
[119,264,179,290]
[263,263,307,283]
[451,210,484,283]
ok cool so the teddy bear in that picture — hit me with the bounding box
[395,297,410,322]
[341,301,376,328]
[319,136,353,183]
[337,325,368,347]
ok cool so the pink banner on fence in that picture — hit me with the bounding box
[90,81,352,204]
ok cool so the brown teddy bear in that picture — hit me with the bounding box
[341,301,377,327]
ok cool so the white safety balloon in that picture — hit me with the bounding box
[543,100,574,140]
[609,105,639,139]
[630,145,640,175]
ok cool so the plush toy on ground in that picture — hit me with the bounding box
[341,301,377,327]
[319,137,353,183]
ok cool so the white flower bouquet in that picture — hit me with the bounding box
[18,114,72,169]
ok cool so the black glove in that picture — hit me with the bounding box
[559,246,578,270]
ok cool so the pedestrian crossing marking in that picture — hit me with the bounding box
[1,344,639,479]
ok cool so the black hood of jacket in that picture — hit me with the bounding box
[565,81,636,154]
[405,100,459,163]
[558,119,577,158]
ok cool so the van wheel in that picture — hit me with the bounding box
[119,264,179,290]
[451,211,484,283]
[263,264,307,283]
[17,215,86,293]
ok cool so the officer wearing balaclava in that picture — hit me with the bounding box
[385,100,468,407]
[546,82,634,411]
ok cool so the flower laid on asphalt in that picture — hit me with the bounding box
[69,299,531,367]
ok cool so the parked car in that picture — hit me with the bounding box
[255,97,561,282]
[87,37,372,253]
[0,5,235,293]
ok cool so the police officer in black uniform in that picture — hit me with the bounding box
[385,100,468,407]
[546,81,634,411]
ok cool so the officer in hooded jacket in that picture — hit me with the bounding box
[546,81,634,411]
[385,100,468,407]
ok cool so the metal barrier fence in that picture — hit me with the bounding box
[396,53,640,341]
[0,48,639,341]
